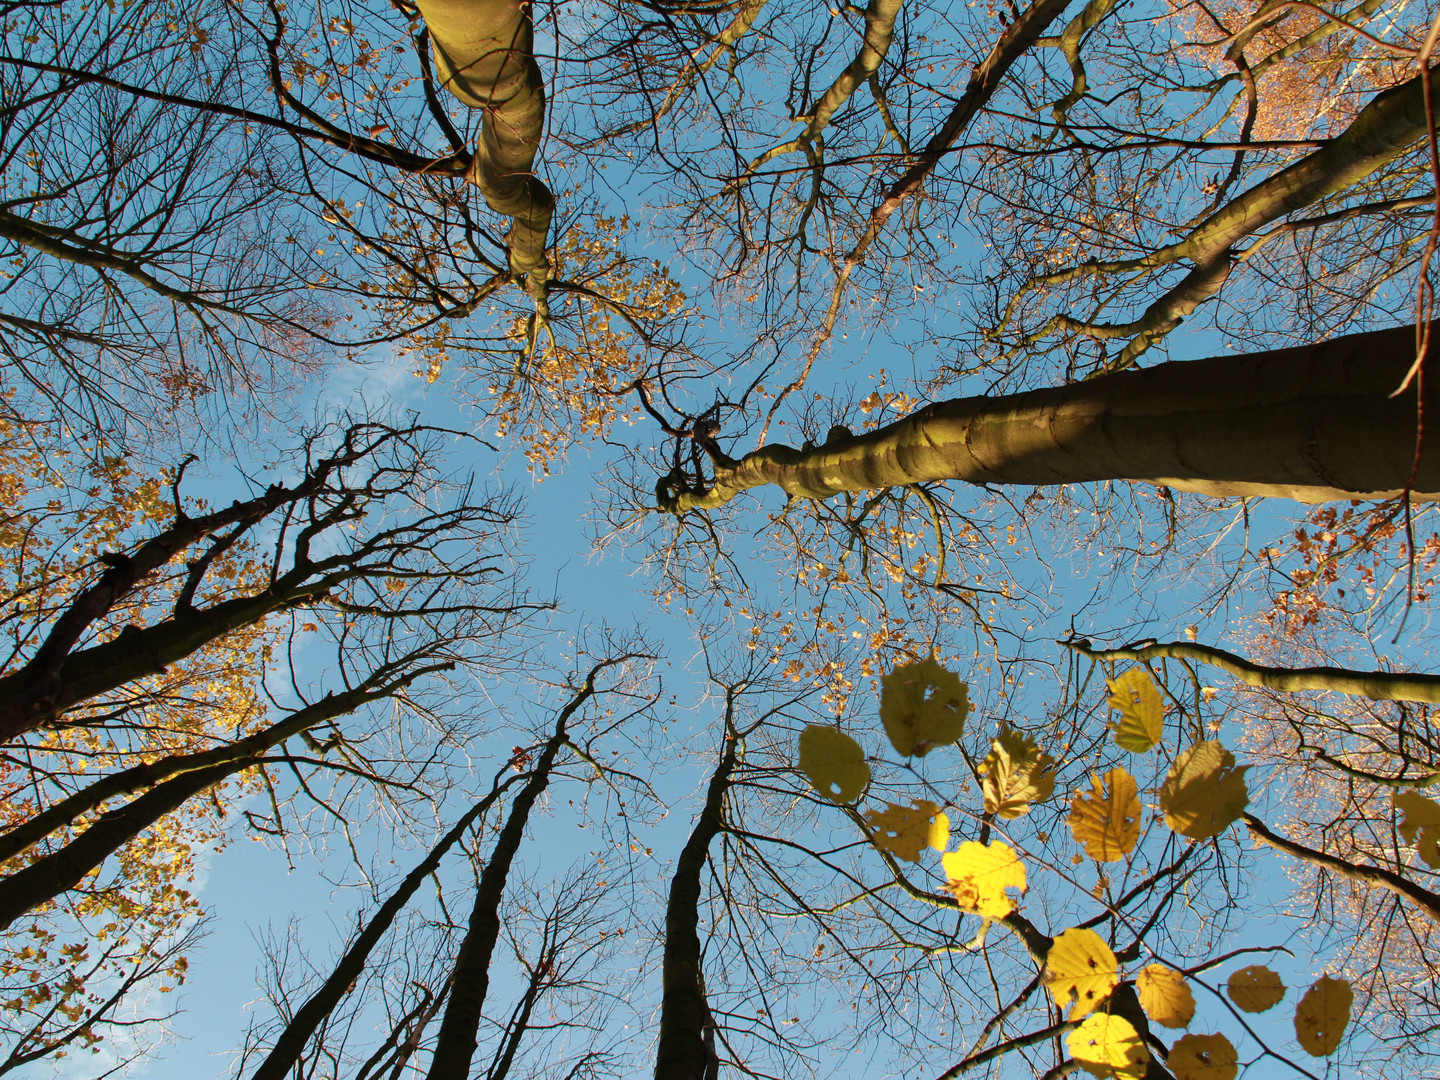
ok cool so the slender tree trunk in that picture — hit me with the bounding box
[418,0,552,296]
[0,577,334,742]
[1065,639,1440,703]
[424,667,605,1080]
[249,773,518,1080]
[0,458,356,742]
[1029,66,1440,365]
[653,734,737,1080]
[0,665,441,865]
[748,0,902,168]
[1157,66,1440,272]
[0,675,430,932]
[661,323,1439,511]
[1245,813,1440,923]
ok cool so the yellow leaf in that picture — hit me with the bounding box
[1046,927,1119,1018]
[879,657,967,757]
[940,841,1026,918]
[1168,1033,1238,1080]
[1136,964,1194,1029]
[797,725,870,804]
[1395,789,1440,868]
[1226,965,1285,1013]
[1159,741,1249,841]
[979,727,1057,819]
[865,800,949,862]
[1066,1013,1148,1079]
[1068,768,1141,862]
[1294,974,1352,1057]
[1107,668,1162,752]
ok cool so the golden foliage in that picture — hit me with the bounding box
[1395,789,1440,868]
[1136,963,1194,1029]
[1045,927,1119,1018]
[879,657,967,757]
[1068,768,1141,862]
[979,726,1057,819]
[1159,742,1249,841]
[1294,974,1352,1057]
[402,217,687,475]
[1168,1033,1239,1080]
[1106,668,1162,753]
[0,420,275,1058]
[1066,1013,1148,1079]
[864,800,949,862]
[797,724,870,804]
[1226,965,1286,1013]
[941,841,1026,919]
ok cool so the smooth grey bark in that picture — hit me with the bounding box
[661,323,1439,511]
[417,0,552,296]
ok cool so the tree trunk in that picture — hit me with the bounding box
[423,667,605,1080]
[0,675,429,933]
[418,0,552,295]
[1065,639,1440,703]
[653,735,736,1080]
[661,323,1439,511]
[248,775,517,1080]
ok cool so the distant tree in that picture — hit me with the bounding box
[0,419,541,1069]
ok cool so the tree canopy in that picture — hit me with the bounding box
[1,0,1439,1077]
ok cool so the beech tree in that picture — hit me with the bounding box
[3,0,1440,1077]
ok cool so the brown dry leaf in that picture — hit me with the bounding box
[879,657,968,757]
[1107,667,1163,753]
[1046,927,1119,1018]
[1136,964,1195,1029]
[940,841,1026,919]
[1066,1013,1148,1079]
[1159,741,1249,841]
[1395,789,1440,868]
[865,800,949,862]
[1226,965,1285,1013]
[1168,1033,1238,1080]
[797,725,869,804]
[1069,768,1141,862]
[1294,974,1352,1057]
[979,727,1057,819]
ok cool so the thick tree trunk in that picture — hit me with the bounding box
[653,735,736,1080]
[661,323,1439,511]
[418,0,552,294]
